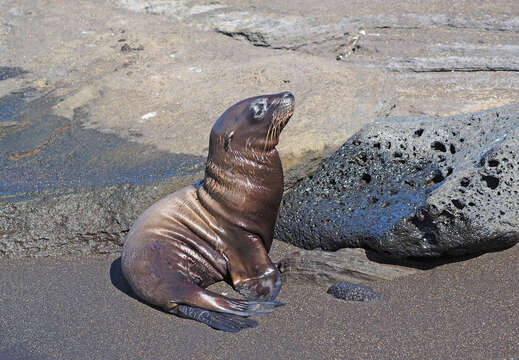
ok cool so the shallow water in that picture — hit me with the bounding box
[0,87,204,197]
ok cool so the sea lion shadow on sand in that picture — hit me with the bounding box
[110,257,140,301]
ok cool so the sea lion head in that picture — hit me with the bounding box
[210,91,295,154]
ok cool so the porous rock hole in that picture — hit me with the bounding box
[449,144,456,154]
[451,199,465,210]
[488,159,499,167]
[431,141,447,152]
[481,175,500,190]
[414,128,424,137]
[361,173,372,184]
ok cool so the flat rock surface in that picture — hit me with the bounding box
[0,240,517,359]
[0,87,203,195]
[118,0,519,116]
[0,0,393,174]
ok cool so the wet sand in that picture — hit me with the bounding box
[0,241,517,360]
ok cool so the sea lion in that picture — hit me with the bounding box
[121,91,295,332]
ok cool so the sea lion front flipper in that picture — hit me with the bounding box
[225,235,282,301]
[172,305,258,332]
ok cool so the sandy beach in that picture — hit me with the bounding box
[0,240,517,359]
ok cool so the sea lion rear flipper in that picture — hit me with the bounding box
[170,285,284,332]
[172,305,258,332]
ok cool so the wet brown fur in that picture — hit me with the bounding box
[121,92,294,317]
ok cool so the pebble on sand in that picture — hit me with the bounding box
[327,282,381,302]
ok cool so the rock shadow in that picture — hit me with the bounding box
[363,243,517,270]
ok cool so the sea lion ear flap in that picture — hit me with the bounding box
[224,131,234,152]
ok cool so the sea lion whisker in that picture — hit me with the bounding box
[263,123,271,152]
[264,125,271,152]
[264,122,275,153]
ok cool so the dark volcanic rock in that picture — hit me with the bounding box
[0,88,204,258]
[276,105,519,258]
[327,282,380,302]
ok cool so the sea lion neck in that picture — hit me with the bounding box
[197,145,283,242]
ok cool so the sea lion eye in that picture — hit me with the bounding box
[250,98,268,120]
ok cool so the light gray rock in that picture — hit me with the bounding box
[278,247,418,287]
[276,105,519,258]
[120,1,519,53]
[117,0,519,117]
